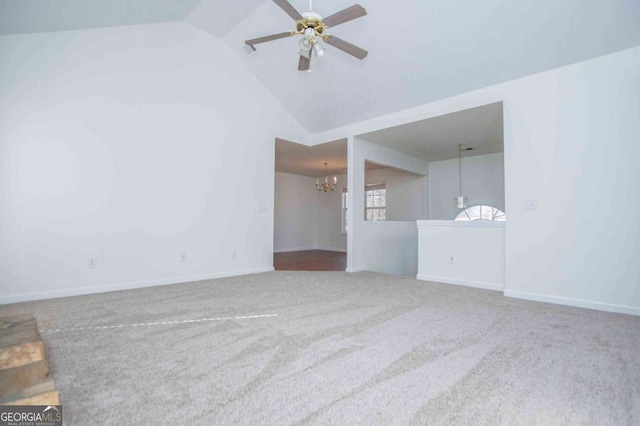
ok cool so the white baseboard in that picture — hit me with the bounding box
[274,246,315,253]
[315,247,347,253]
[0,267,275,305]
[504,289,640,316]
[346,266,366,273]
[274,246,347,253]
[416,274,504,292]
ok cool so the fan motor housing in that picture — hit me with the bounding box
[297,12,326,34]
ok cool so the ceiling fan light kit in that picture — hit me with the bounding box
[244,0,368,71]
[313,43,325,57]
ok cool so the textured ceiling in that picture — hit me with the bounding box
[0,0,203,35]
[358,102,503,163]
[222,0,640,133]
[2,0,639,136]
[185,0,267,38]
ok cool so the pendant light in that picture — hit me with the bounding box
[454,144,468,209]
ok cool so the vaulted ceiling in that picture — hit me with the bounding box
[2,0,640,135]
[0,0,203,34]
[218,0,640,133]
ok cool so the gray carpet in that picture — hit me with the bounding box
[1,271,638,425]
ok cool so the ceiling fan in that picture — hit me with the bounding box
[245,0,368,71]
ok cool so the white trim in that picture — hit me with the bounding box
[346,266,366,273]
[0,267,275,305]
[365,182,386,191]
[504,290,640,316]
[416,220,505,228]
[315,246,347,253]
[274,246,316,253]
[275,247,346,253]
[363,221,418,226]
[416,274,504,292]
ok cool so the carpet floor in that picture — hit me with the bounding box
[1,271,638,425]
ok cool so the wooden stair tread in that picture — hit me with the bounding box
[0,341,45,370]
[6,390,59,406]
[0,327,41,350]
[0,314,37,331]
[0,379,58,405]
[0,360,50,398]
[0,315,59,407]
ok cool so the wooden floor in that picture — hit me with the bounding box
[274,250,347,271]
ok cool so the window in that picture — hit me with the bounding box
[455,205,506,222]
[365,183,386,221]
[341,190,348,233]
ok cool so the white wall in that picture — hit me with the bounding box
[501,46,640,315]
[314,174,347,252]
[273,172,317,252]
[365,167,426,221]
[320,46,640,315]
[348,138,429,275]
[0,23,308,303]
[429,153,505,220]
[274,172,346,253]
[362,222,419,276]
[417,221,505,291]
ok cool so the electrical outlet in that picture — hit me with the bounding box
[523,200,538,210]
[257,203,268,213]
[449,256,454,264]
[88,257,97,268]
[181,252,187,262]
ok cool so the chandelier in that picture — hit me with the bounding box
[316,162,337,192]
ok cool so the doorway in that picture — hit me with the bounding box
[273,138,348,271]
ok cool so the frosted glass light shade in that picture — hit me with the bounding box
[299,36,312,51]
[298,48,310,58]
[454,196,468,209]
[313,43,325,57]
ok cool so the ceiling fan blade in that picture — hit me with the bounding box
[273,0,303,21]
[298,54,311,71]
[324,35,368,59]
[245,32,293,46]
[322,4,367,28]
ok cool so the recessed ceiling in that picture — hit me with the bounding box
[276,102,502,178]
[275,138,347,177]
[275,138,397,177]
[358,102,503,163]
[0,0,203,35]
